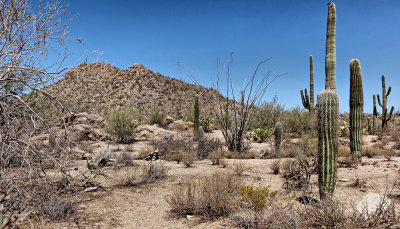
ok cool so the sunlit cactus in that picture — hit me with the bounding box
[274,122,282,154]
[300,55,315,113]
[317,89,339,199]
[349,59,363,160]
[325,2,336,90]
[377,75,394,130]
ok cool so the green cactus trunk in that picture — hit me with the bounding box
[325,2,336,91]
[300,55,315,113]
[349,59,363,160]
[317,89,339,200]
[372,94,378,134]
[193,94,200,141]
[274,122,282,154]
[377,75,394,130]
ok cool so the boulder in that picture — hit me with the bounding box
[168,120,191,132]
[164,116,175,124]
[356,193,391,216]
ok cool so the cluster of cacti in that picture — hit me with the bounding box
[372,95,378,133]
[300,55,315,112]
[349,59,363,160]
[193,94,200,140]
[199,115,214,133]
[377,75,394,130]
[250,127,273,143]
[317,89,339,199]
[274,122,282,154]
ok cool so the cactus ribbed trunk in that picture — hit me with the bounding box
[300,55,315,113]
[377,75,394,130]
[349,59,363,160]
[317,89,339,200]
[372,94,378,134]
[325,2,336,91]
[193,94,200,141]
[274,122,282,154]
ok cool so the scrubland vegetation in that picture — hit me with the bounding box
[1,1,400,228]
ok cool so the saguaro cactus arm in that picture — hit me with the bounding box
[301,88,310,109]
[325,2,337,90]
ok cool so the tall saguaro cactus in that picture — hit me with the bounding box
[349,59,363,160]
[300,55,315,112]
[317,89,339,199]
[372,94,378,134]
[325,2,336,91]
[193,94,200,140]
[377,75,394,130]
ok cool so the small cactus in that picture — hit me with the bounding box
[193,94,200,140]
[377,75,394,130]
[274,122,282,154]
[300,55,315,113]
[349,59,363,160]
[317,89,339,199]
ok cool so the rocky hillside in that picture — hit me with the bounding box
[29,62,222,121]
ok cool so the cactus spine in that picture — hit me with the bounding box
[325,2,336,91]
[274,122,282,154]
[349,59,363,160]
[372,94,378,134]
[193,94,200,140]
[301,55,315,112]
[377,75,394,130]
[317,89,339,199]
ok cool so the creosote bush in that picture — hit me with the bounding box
[167,172,239,219]
[107,107,138,143]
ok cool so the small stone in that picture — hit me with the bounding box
[84,187,98,192]
[186,215,194,220]
[338,178,350,182]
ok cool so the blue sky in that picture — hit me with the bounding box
[51,0,400,113]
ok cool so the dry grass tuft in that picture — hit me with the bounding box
[269,160,281,175]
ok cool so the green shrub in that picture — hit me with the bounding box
[249,95,285,129]
[239,185,277,211]
[250,128,273,142]
[281,106,314,135]
[339,121,350,137]
[149,106,165,125]
[199,115,214,132]
[107,107,138,143]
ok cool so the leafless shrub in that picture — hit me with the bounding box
[167,172,240,219]
[350,176,367,189]
[114,152,137,169]
[230,162,250,176]
[270,160,281,175]
[208,151,223,165]
[120,162,168,186]
[382,149,397,161]
[182,151,195,167]
[363,146,376,158]
[39,197,75,221]
[152,134,194,161]
[196,137,223,159]
[281,154,316,191]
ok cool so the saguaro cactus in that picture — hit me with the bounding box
[274,122,282,154]
[300,55,315,112]
[377,75,394,130]
[317,89,339,199]
[372,94,378,134]
[325,2,336,90]
[349,59,363,160]
[193,94,200,140]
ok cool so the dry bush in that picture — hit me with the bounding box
[196,137,223,159]
[281,155,315,190]
[120,162,168,186]
[167,172,240,219]
[239,186,277,212]
[279,142,299,158]
[338,146,351,157]
[182,151,195,167]
[220,159,227,168]
[79,142,96,154]
[363,146,377,158]
[382,149,397,161]
[152,134,194,161]
[114,152,137,169]
[170,152,183,164]
[230,162,250,176]
[208,151,223,165]
[338,156,358,168]
[136,146,153,159]
[39,197,75,221]
[269,160,281,175]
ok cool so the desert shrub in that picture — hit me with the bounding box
[249,95,285,130]
[170,152,183,164]
[249,127,273,143]
[338,146,351,157]
[363,146,376,158]
[239,186,277,212]
[114,152,136,169]
[182,151,195,167]
[230,162,250,176]
[209,151,223,165]
[281,106,314,135]
[149,106,165,126]
[107,107,138,143]
[152,134,194,161]
[196,137,223,159]
[40,197,75,221]
[199,115,214,132]
[279,142,299,158]
[167,172,239,219]
[270,160,281,174]
[121,162,168,186]
[382,149,396,161]
[281,155,315,190]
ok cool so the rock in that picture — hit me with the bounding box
[338,178,350,182]
[168,120,190,132]
[134,125,173,141]
[186,215,194,220]
[84,187,98,192]
[164,116,175,124]
[356,193,391,216]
